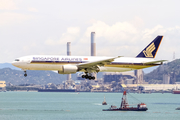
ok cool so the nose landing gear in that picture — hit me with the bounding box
[24,71,27,77]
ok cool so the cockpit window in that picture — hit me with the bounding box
[15,59,20,61]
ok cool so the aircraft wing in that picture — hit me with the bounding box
[143,60,167,64]
[78,56,121,69]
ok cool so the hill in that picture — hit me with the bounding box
[144,59,180,84]
[0,63,21,70]
[0,68,103,85]
[0,68,69,85]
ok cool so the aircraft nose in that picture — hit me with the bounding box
[12,61,19,67]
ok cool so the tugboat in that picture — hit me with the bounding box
[103,91,148,111]
[102,96,107,105]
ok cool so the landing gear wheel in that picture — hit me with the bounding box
[24,71,27,77]
[85,75,88,79]
[24,74,27,77]
[92,76,95,80]
[88,76,92,80]
[82,75,85,78]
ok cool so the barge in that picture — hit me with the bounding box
[103,91,148,111]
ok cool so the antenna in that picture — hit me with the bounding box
[173,52,175,60]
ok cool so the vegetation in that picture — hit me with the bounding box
[144,59,180,83]
[0,68,103,85]
[0,68,69,85]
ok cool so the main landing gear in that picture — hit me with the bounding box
[81,73,95,80]
[24,71,27,77]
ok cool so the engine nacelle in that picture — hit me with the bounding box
[58,65,78,74]
[98,66,107,72]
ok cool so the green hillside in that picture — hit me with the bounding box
[0,68,69,85]
[144,59,180,83]
[0,68,103,85]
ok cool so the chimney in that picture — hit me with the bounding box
[91,32,96,56]
[67,42,71,80]
[67,42,71,56]
[91,32,97,80]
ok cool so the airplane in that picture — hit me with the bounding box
[12,36,166,80]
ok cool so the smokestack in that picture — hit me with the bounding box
[67,42,71,56]
[91,32,96,56]
[67,42,71,80]
[91,32,97,80]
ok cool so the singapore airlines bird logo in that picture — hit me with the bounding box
[143,42,155,57]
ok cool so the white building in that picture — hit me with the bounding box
[163,74,170,84]
[122,84,180,91]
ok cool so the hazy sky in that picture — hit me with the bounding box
[1,0,180,63]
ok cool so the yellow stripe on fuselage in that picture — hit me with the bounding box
[104,64,157,69]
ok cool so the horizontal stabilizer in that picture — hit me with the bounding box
[143,60,167,65]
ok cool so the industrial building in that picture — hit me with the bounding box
[134,69,144,84]
[103,72,136,84]
[121,84,180,91]
[163,74,170,84]
[0,81,6,91]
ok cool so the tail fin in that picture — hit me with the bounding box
[136,36,163,58]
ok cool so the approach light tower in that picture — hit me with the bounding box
[67,42,71,81]
[91,32,97,80]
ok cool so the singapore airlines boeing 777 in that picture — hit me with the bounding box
[12,36,166,80]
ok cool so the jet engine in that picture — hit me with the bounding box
[58,65,78,74]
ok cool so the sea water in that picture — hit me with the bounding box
[0,92,180,120]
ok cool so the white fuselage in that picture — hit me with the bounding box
[12,55,160,73]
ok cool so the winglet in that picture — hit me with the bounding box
[136,36,163,58]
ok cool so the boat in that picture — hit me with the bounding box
[103,91,148,111]
[173,90,180,94]
[172,90,180,94]
[176,107,180,110]
[172,86,180,94]
[102,96,107,105]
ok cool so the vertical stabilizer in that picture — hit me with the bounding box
[136,36,163,58]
